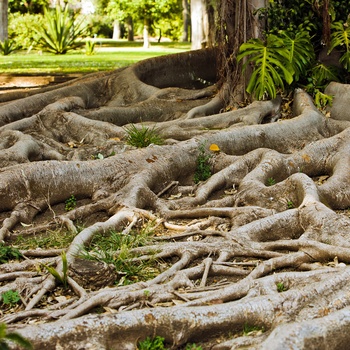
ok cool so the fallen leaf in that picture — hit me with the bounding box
[209,143,220,152]
[20,222,32,227]
[168,193,182,199]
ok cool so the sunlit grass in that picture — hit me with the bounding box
[0,40,190,74]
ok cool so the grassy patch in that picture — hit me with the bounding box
[0,41,190,74]
[14,229,77,250]
[80,223,163,285]
[124,124,164,148]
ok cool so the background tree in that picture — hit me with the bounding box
[0,0,8,41]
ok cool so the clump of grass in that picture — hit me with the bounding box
[14,229,76,250]
[0,244,23,263]
[81,222,162,285]
[0,39,17,55]
[194,143,212,184]
[65,194,77,211]
[124,124,163,148]
[266,177,276,186]
[243,323,265,336]
[138,336,166,350]
[276,282,287,292]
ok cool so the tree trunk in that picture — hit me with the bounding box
[126,15,134,41]
[112,20,121,40]
[182,0,190,42]
[0,0,8,42]
[143,18,150,48]
[191,0,211,49]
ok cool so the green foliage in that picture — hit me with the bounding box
[81,224,160,285]
[138,336,166,350]
[42,252,69,289]
[1,290,21,306]
[124,124,163,148]
[0,323,33,350]
[0,244,23,263]
[0,40,17,56]
[185,344,203,350]
[8,13,44,50]
[8,0,48,14]
[65,195,77,211]
[287,200,294,209]
[238,30,314,100]
[85,40,96,55]
[14,229,76,250]
[278,30,314,81]
[238,34,294,100]
[329,20,350,71]
[243,323,264,336]
[194,144,212,184]
[35,5,88,54]
[266,177,276,186]
[276,282,287,293]
[304,63,338,107]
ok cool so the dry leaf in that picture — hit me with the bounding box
[168,193,182,199]
[209,143,220,152]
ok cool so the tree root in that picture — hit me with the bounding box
[1,50,350,349]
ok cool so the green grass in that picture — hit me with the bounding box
[0,40,190,74]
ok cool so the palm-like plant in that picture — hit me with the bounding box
[0,39,17,56]
[35,5,88,54]
[237,34,294,100]
[329,20,350,71]
[238,30,314,100]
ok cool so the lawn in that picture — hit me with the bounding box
[0,40,191,75]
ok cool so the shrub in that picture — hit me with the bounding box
[35,4,89,54]
[8,12,44,50]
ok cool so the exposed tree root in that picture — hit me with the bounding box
[1,49,350,349]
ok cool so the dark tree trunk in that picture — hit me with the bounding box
[182,0,190,42]
[0,0,8,42]
[126,16,134,41]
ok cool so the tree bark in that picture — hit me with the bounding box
[0,0,8,42]
[1,49,350,349]
[182,0,190,42]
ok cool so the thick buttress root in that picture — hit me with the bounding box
[1,50,350,349]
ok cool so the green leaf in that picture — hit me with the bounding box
[238,35,295,100]
[3,333,32,349]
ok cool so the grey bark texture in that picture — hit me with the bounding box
[1,49,350,349]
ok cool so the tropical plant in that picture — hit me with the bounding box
[237,34,294,100]
[238,29,326,101]
[278,30,314,81]
[35,5,88,54]
[329,20,350,71]
[0,39,17,55]
[0,323,32,350]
